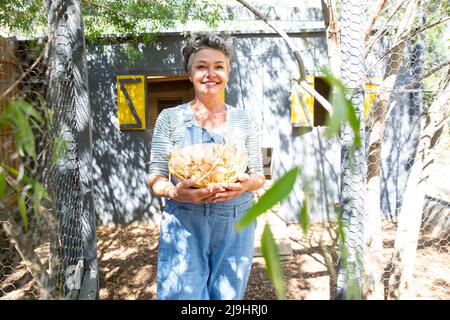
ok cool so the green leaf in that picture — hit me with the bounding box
[32,181,48,219]
[325,90,346,138]
[235,166,300,230]
[261,224,285,300]
[17,194,29,232]
[3,164,32,185]
[346,102,361,148]
[51,135,68,166]
[17,99,44,124]
[300,198,309,236]
[0,174,6,200]
[1,99,37,160]
[321,68,362,148]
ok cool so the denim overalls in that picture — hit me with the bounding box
[157,103,256,300]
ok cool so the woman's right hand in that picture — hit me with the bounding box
[167,179,224,204]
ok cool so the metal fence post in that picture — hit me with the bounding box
[337,0,367,300]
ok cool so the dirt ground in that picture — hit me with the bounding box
[95,221,449,300]
[1,220,448,300]
[96,221,333,300]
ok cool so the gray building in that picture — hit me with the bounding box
[87,2,416,226]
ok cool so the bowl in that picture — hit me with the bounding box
[168,143,248,188]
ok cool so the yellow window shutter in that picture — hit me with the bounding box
[291,75,314,127]
[364,78,381,120]
[117,75,146,130]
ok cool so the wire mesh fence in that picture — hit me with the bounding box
[0,37,54,299]
[360,0,448,299]
[1,0,449,300]
[0,0,95,299]
[0,37,73,299]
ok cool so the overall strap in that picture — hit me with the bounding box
[181,103,195,127]
[181,103,226,146]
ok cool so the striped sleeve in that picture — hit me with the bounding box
[149,109,172,178]
[244,110,264,174]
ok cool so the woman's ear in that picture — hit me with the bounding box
[188,71,193,82]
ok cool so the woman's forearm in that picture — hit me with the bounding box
[147,175,176,198]
[245,172,266,192]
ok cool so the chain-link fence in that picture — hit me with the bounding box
[340,0,449,299]
[1,0,96,300]
[1,37,58,299]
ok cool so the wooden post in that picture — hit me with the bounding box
[0,36,20,209]
[0,36,19,171]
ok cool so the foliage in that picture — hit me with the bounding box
[0,97,56,231]
[0,99,44,160]
[261,224,285,300]
[321,68,362,149]
[235,167,300,231]
[1,1,224,71]
[0,0,224,228]
[0,0,47,36]
[0,0,223,41]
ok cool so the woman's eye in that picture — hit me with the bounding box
[197,65,206,69]
[216,66,224,69]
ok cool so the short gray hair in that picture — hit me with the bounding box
[181,32,234,73]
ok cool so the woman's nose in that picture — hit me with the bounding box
[206,66,215,76]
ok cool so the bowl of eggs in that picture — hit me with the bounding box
[168,143,248,188]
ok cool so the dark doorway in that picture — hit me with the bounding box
[147,77,195,129]
[157,98,183,114]
[314,77,331,127]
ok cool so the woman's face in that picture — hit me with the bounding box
[188,48,230,97]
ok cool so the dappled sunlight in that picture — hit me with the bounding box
[96,221,158,300]
[96,219,448,300]
[217,275,237,300]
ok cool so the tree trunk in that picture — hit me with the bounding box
[387,81,450,299]
[46,0,96,299]
[363,0,420,300]
[321,0,341,77]
[364,0,388,42]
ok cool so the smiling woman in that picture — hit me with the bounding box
[147,32,265,300]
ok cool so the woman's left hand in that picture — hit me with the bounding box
[206,173,251,203]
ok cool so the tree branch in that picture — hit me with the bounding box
[1,219,50,297]
[387,81,450,299]
[401,60,450,92]
[364,0,389,42]
[422,60,450,80]
[0,38,49,103]
[366,16,449,74]
[365,0,408,57]
[321,0,341,77]
[235,0,334,116]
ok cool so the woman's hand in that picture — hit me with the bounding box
[205,173,251,203]
[168,179,224,204]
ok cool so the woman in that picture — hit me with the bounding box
[147,32,265,300]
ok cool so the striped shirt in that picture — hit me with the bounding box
[149,103,263,178]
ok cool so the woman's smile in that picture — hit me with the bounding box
[201,80,221,88]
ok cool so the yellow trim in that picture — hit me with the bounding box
[291,75,314,127]
[117,75,146,130]
[364,78,381,120]
[291,76,382,126]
